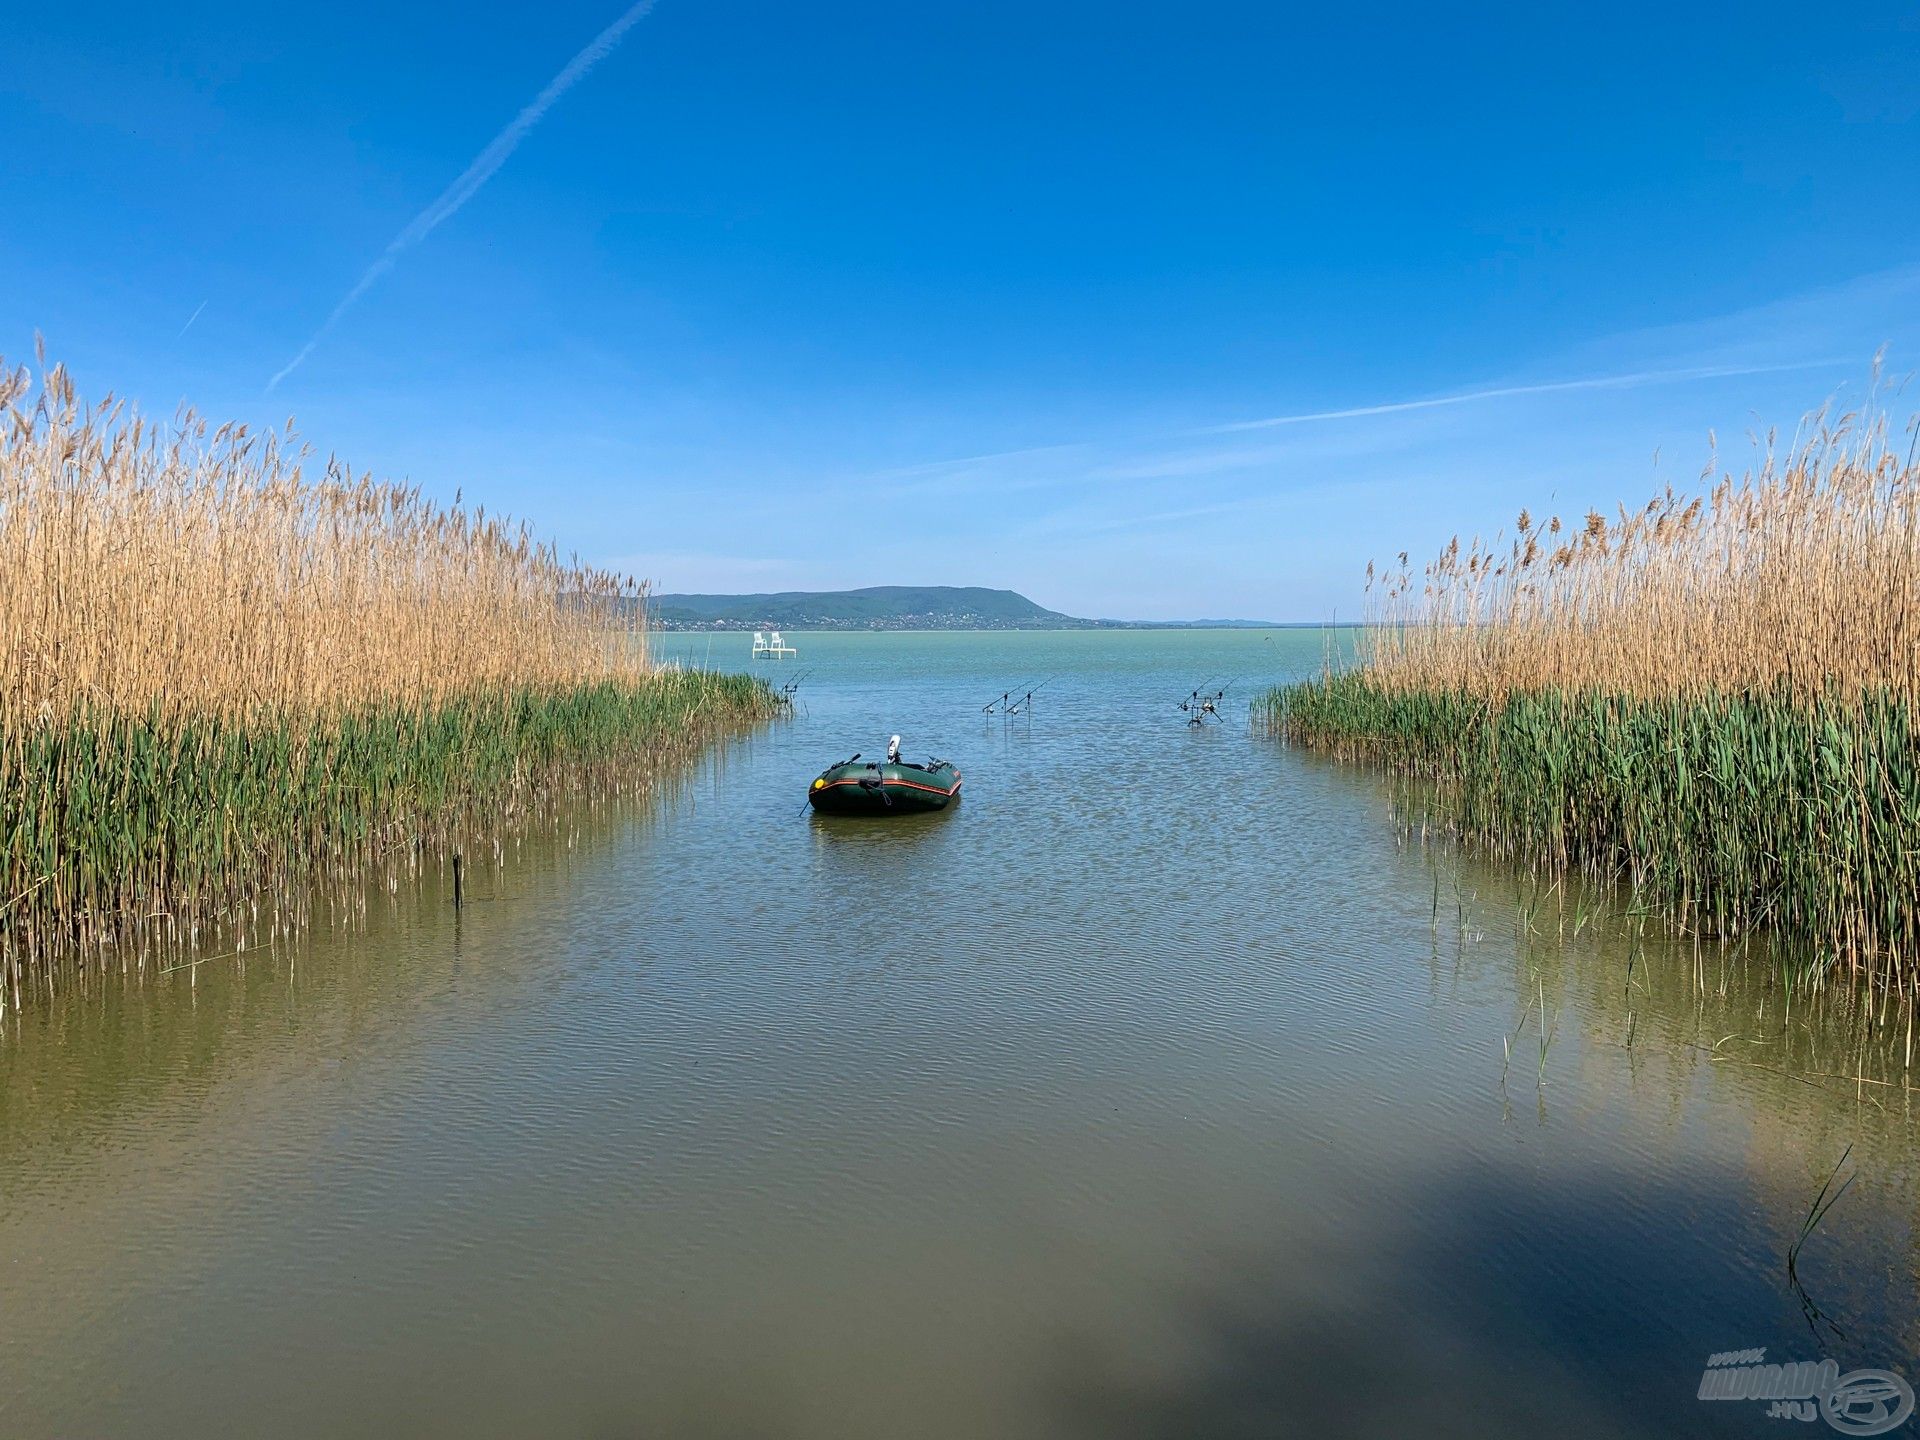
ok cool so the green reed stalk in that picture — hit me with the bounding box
[0,672,779,978]
[1260,673,1920,1005]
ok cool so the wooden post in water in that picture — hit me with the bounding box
[452,853,464,911]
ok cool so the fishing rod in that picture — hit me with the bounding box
[983,678,1037,716]
[1180,676,1236,725]
[1178,676,1218,713]
[1003,675,1057,716]
[778,668,814,700]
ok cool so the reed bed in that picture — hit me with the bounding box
[1263,403,1920,1011]
[0,354,777,1004]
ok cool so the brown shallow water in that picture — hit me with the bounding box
[0,630,1915,1438]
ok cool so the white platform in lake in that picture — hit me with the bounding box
[751,630,796,658]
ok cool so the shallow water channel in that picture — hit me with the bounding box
[1,629,1914,1438]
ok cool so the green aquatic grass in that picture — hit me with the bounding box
[1261,674,1920,996]
[0,670,778,990]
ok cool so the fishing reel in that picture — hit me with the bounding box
[982,676,1055,717]
[1178,677,1234,725]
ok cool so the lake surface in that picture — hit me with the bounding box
[1,629,1915,1439]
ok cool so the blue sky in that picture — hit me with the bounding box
[4,1,1918,620]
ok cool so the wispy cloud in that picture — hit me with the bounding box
[873,358,1846,495]
[1030,496,1272,538]
[1091,445,1299,482]
[876,440,1091,479]
[602,550,805,592]
[1021,359,1873,545]
[1200,359,1845,434]
[268,0,660,391]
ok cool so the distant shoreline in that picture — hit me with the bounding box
[642,584,1349,633]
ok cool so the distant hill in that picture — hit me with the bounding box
[648,586,1089,631]
[643,585,1282,630]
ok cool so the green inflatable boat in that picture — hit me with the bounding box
[808,754,962,815]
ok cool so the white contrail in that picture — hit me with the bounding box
[177,300,208,339]
[1199,360,1839,434]
[268,0,660,391]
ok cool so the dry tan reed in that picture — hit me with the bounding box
[1360,406,1920,703]
[0,351,647,720]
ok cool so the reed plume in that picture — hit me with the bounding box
[1355,405,1920,703]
